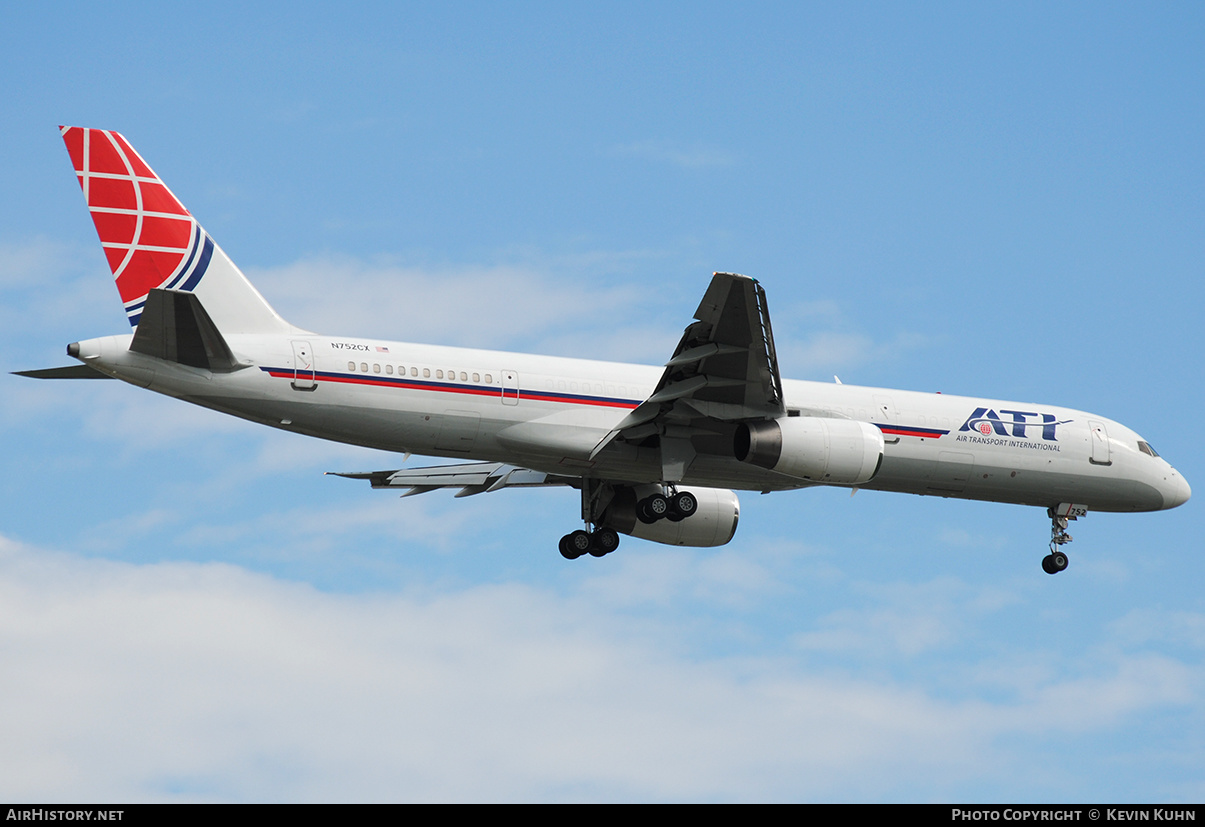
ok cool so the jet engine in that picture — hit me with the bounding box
[601,485,740,547]
[734,416,884,485]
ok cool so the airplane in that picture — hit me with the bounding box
[16,126,1191,574]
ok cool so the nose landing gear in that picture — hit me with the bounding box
[1042,504,1084,574]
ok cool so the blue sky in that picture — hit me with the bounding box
[2,2,1203,802]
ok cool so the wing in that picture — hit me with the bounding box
[594,272,786,480]
[328,462,579,498]
[334,274,789,491]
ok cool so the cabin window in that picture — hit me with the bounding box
[485,373,493,384]
[386,365,393,375]
[360,362,368,372]
[348,361,355,371]
[373,364,381,374]
[423,368,430,378]
[411,367,418,377]
[436,370,443,379]
[460,371,467,381]
[473,372,480,383]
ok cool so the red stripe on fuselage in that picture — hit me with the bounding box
[878,425,947,438]
[262,368,641,409]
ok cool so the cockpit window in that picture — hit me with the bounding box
[1138,441,1160,458]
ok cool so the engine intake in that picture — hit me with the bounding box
[735,416,884,485]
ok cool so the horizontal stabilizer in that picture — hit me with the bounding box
[13,365,113,380]
[129,288,245,372]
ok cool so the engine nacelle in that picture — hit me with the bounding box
[602,486,740,547]
[734,416,884,485]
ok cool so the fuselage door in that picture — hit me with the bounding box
[874,395,897,421]
[1089,420,1112,465]
[502,370,519,406]
[291,340,316,391]
[874,395,899,443]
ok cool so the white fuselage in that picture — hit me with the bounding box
[71,330,1191,514]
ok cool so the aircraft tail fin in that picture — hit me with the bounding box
[59,126,294,335]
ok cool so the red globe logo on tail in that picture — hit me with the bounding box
[60,126,211,326]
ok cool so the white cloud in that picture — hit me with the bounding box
[0,237,80,289]
[239,243,730,367]
[777,330,929,374]
[242,252,929,373]
[0,237,122,346]
[247,254,678,362]
[1,534,1201,801]
[1110,608,1205,651]
[792,576,1022,659]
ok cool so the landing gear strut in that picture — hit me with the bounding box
[1042,505,1083,574]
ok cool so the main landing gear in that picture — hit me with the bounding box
[558,485,699,559]
[558,527,620,560]
[636,490,697,524]
[1042,505,1081,574]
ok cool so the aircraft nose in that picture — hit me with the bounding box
[1163,470,1191,510]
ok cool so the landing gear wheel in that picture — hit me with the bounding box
[559,530,592,560]
[638,494,670,524]
[670,491,697,519]
[558,535,575,559]
[1042,550,1070,574]
[589,527,620,556]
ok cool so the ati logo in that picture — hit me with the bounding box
[959,408,1072,441]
